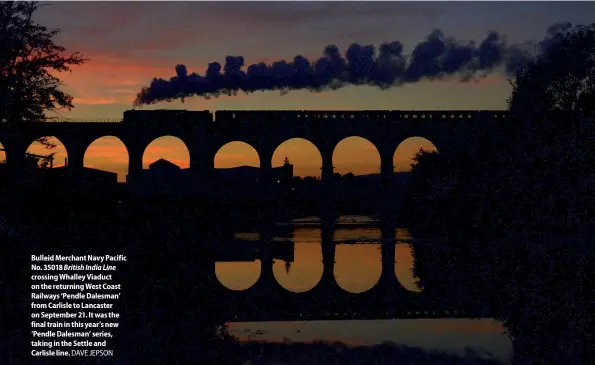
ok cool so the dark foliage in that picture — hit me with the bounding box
[0,1,86,123]
[404,22,595,239]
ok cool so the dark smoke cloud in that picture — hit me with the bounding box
[134,23,578,106]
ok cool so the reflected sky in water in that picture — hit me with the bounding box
[273,228,323,292]
[216,218,422,293]
[228,319,511,362]
[215,216,511,362]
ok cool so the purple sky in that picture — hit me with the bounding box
[13,1,595,180]
[33,1,595,116]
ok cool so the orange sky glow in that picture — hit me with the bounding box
[3,2,593,181]
[8,135,437,182]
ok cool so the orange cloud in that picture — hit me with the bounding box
[74,97,118,106]
[215,153,259,161]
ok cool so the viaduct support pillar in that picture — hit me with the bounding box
[63,140,86,189]
[256,228,278,292]
[380,150,394,190]
[127,143,144,184]
[379,220,398,305]
[65,142,85,170]
[320,148,336,209]
[3,140,27,181]
[379,147,397,216]
[320,149,334,183]
[259,149,274,201]
[319,215,337,291]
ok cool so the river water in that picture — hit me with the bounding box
[215,215,512,362]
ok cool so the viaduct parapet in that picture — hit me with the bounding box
[0,110,508,182]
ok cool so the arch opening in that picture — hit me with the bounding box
[142,136,190,170]
[214,141,260,169]
[393,137,438,173]
[25,136,68,169]
[83,136,129,183]
[333,137,380,177]
[394,228,422,293]
[334,228,382,294]
[215,232,261,291]
[214,141,260,188]
[0,141,6,164]
[215,260,261,291]
[272,138,322,179]
[273,227,323,293]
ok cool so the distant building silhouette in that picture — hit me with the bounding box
[149,158,181,171]
[46,166,117,186]
[133,159,191,195]
[131,158,294,197]
[217,164,293,185]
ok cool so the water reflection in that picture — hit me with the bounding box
[214,215,517,363]
[333,226,383,294]
[273,228,323,293]
[215,260,261,291]
[227,319,511,362]
[396,244,421,292]
[215,216,422,294]
[215,232,264,290]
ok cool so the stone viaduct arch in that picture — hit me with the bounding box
[0,110,507,184]
[142,135,190,169]
[214,141,260,169]
[271,137,322,178]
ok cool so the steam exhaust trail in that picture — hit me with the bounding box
[134,23,573,106]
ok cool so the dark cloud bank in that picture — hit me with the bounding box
[134,22,575,106]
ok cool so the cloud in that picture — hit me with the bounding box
[74,97,118,106]
[133,22,578,106]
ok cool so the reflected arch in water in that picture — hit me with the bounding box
[333,136,380,176]
[272,138,321,179]
[142,136,190,169]
[393,137,438,172]
[394,228,422,293]
[273,228,323,293]
[0,141,6,163]
[214,141,260,168]
[215,260,261,291]
[25,136,68,168]
[333,228,382,293]
[83,136,129,182]
[395,244,422,293]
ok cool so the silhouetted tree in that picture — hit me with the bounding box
[23,152,54,169]
[405,22,595,239]
[0,1,87,150]
[405,22,595,363]
[343,172,355,183]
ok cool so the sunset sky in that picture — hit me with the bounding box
[2,1,594,181]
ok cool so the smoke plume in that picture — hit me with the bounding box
[134,23,575,106]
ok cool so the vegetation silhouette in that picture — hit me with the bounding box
[2,187,507,365]
[405,22,595,239]
[405,21,595,365]
[3,1,595,364]
[0,1,86,155]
